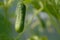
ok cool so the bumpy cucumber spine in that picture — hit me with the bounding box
[15,2,26,33]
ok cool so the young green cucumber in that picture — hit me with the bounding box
[15,2,26,33]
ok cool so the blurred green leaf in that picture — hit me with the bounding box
[0,2,4,7]
[37,15,46,28]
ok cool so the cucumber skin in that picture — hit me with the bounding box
[19,4,26,33]
[15,3,26,33]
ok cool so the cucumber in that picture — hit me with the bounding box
[15,2,26,33]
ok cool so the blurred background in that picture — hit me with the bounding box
[0,0,60,40]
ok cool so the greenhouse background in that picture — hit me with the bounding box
[0,0,60,40]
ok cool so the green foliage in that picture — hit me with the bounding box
[0,0,60,40]
[27,35,48,40]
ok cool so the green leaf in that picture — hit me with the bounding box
[0,2,4,7]
[37,15,46,28]
[31,1,40,9]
